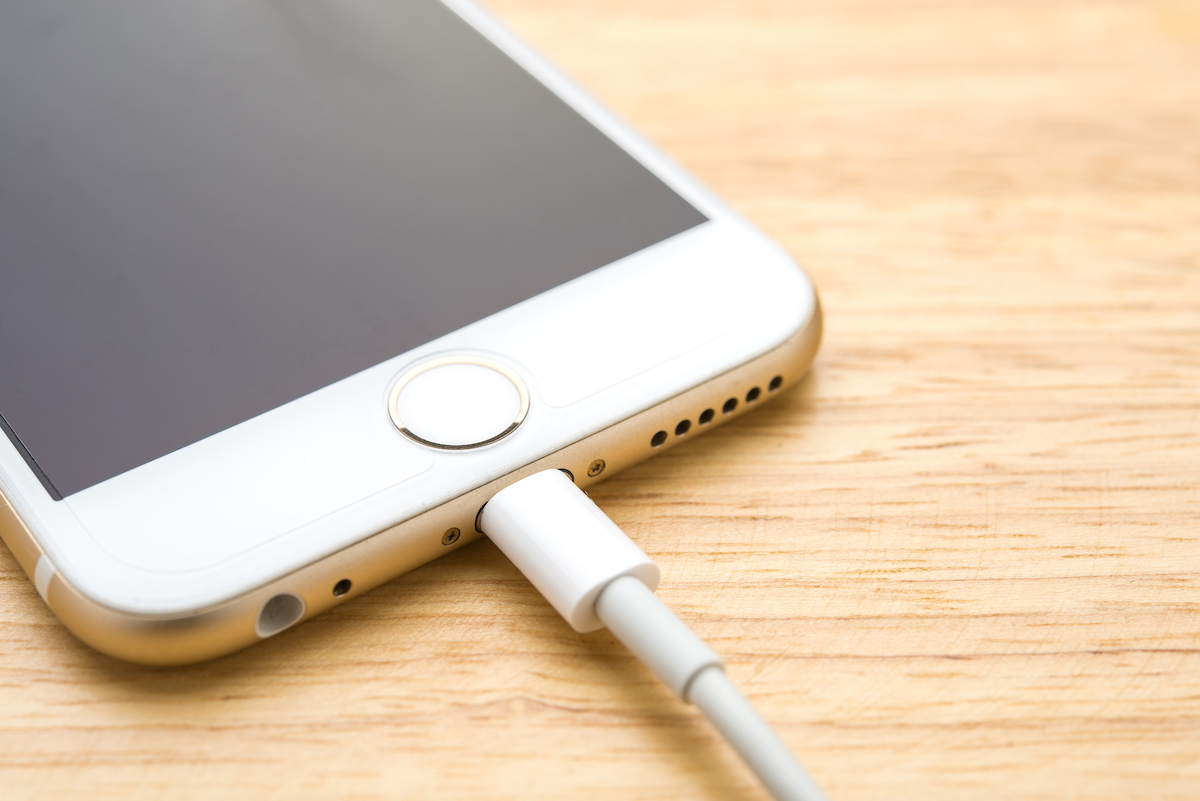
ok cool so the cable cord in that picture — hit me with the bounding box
[596,575,828,801]
[480,469,829,801]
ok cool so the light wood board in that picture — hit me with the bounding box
[2,0,1198,798]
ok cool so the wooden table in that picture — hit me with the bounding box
[2,1,1198,798]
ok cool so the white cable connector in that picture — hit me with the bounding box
[480,469,829,801]
[479,469,660,632]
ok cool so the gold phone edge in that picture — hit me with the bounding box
[0,301,822,665]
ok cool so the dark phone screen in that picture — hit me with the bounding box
[0,0,706,499]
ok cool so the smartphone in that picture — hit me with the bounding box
[0,0,821,664]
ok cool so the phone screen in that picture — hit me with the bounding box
[0,0,706,499]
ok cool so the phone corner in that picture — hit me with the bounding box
[41,570,262,667]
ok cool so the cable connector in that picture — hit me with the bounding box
[481,469,829,801]
[480,469,660,633]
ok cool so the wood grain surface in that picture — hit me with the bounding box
[2,1,1199,798]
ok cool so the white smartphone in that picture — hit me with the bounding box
[0,0,821,664]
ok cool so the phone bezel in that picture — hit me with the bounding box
[0,0,819,621]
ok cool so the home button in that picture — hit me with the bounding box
[388,356,529,450]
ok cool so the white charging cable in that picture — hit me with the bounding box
[480,469,829,801]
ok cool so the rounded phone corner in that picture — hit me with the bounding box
[44,570,262,666]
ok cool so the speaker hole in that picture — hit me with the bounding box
[722,398,738,414]
[769,375,783,392]
[675,419,691,436]
[746,387,762,403]
[651,430,668,447]
[256,593,305,638]
[698,408,715,425]
[333,579,352,597]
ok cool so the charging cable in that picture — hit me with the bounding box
[480,469,829,801]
